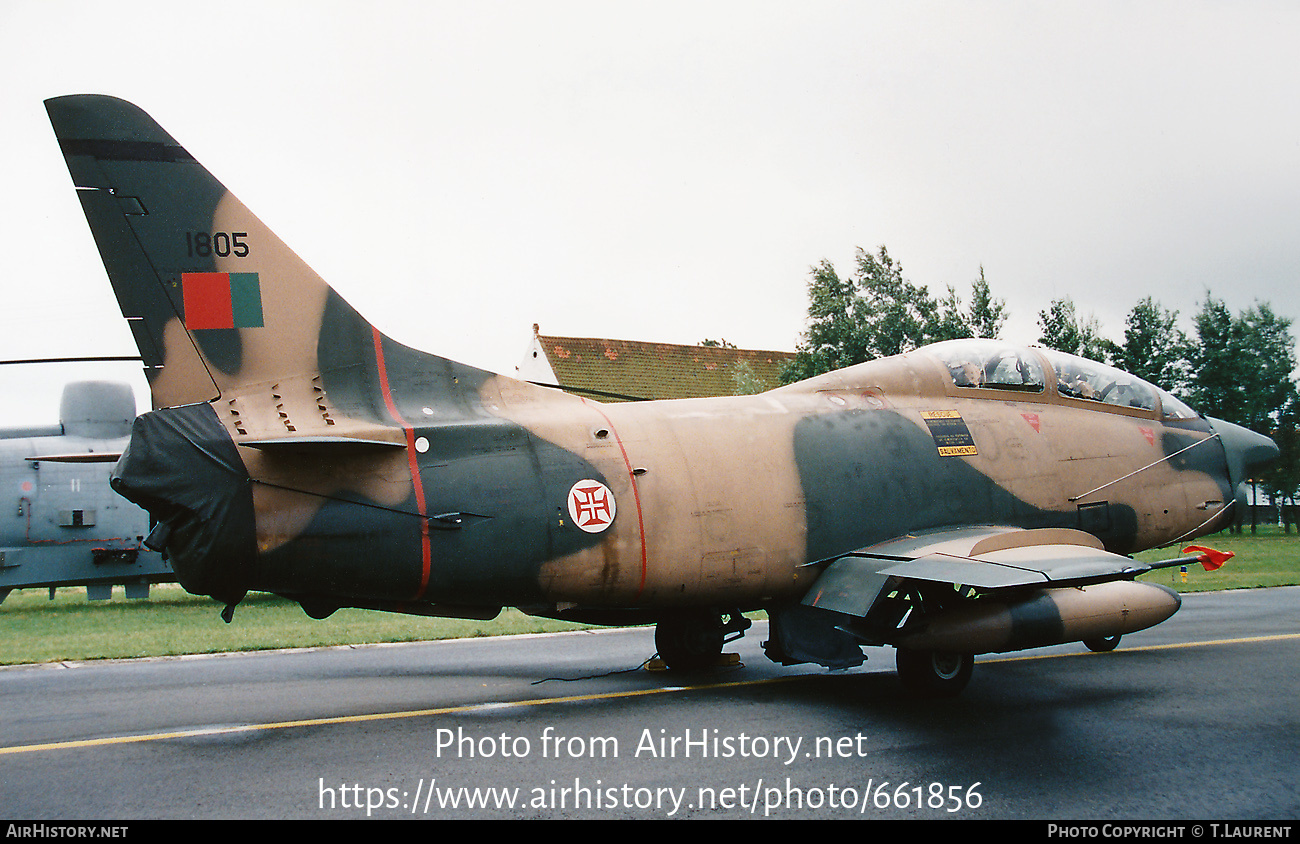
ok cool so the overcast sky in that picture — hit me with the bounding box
[2,0,1297,426]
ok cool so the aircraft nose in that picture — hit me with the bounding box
[1206,416,1281,490]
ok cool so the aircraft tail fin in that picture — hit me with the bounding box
[45,94,458,426]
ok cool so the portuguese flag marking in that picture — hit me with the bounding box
[182,272,264,329]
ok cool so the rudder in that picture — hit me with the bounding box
[45,95,361,411]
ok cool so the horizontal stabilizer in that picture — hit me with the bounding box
[25,452,122,463]
[238,436,406,454]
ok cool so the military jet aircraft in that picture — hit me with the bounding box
[44,94,1279,695]
[0,380,170,603]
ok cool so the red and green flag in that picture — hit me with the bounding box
[182,272,264,329]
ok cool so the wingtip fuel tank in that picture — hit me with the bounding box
[893,580,1182,655]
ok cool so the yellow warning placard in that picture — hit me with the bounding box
[921,410,978,456]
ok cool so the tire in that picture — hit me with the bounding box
[655,615,725,671]
[1084,634,1121,652]
[895,648,973,697]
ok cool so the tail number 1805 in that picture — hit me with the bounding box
[186,232,250,258]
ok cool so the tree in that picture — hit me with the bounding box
[782,246,1003,383]
[1036,297,1117,363]
[1113,297,1191,396]
[781,258,866,383]
[729,360,766,396]
[931,285,974,342]
[929,268,1007,342]
[1189,294,1299,532]
[1189,295,1297,433]
[1236,302,1299,434]
[1187,295,1241,423]
[1037,298,1075,352]
[1262,392,1300,532]
[848,245,940,359]
[967,266,1007,339]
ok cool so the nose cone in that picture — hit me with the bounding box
[1206,416,1281,490]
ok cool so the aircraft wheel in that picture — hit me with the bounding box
[895,648,973,698]
[1084,634,1121,652]
[655,615,725,671]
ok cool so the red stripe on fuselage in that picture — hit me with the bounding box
[372,327,432,597]
[582,400,648,595]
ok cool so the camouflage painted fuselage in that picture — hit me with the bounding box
[108,321,1240,620]
[45,95,1272,649]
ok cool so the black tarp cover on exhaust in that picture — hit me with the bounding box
[111,402,256,607]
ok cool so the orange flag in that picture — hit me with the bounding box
[1182,545,1233,571]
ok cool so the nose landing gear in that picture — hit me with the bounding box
[895,648,974,697]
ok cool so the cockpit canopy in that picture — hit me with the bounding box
[920,339,1198,420]
[927,340,1045,393]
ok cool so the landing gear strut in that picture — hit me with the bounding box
[895,648,973,697]
[654,609,750,671]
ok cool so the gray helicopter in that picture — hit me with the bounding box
[0,381,170,603]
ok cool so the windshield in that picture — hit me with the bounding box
[1040,349,1157,412]
[1156,388,1199,419]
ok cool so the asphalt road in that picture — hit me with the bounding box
[2,587,1297,820]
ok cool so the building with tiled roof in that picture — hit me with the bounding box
[516,325,795,401]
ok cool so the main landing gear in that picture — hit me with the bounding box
[894,648,974,698]
[654,609,751,671]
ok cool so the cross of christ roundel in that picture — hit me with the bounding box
[567,480,617,533]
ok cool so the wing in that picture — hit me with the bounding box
[802,526,1154,618]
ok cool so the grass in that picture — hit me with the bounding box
[1133,523,1300,592]
[0,587,599,666]
[1,526,1295,667]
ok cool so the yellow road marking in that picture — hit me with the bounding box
[0,675,799,757]
[3,632,1295,757]
[985,631,1300,663]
